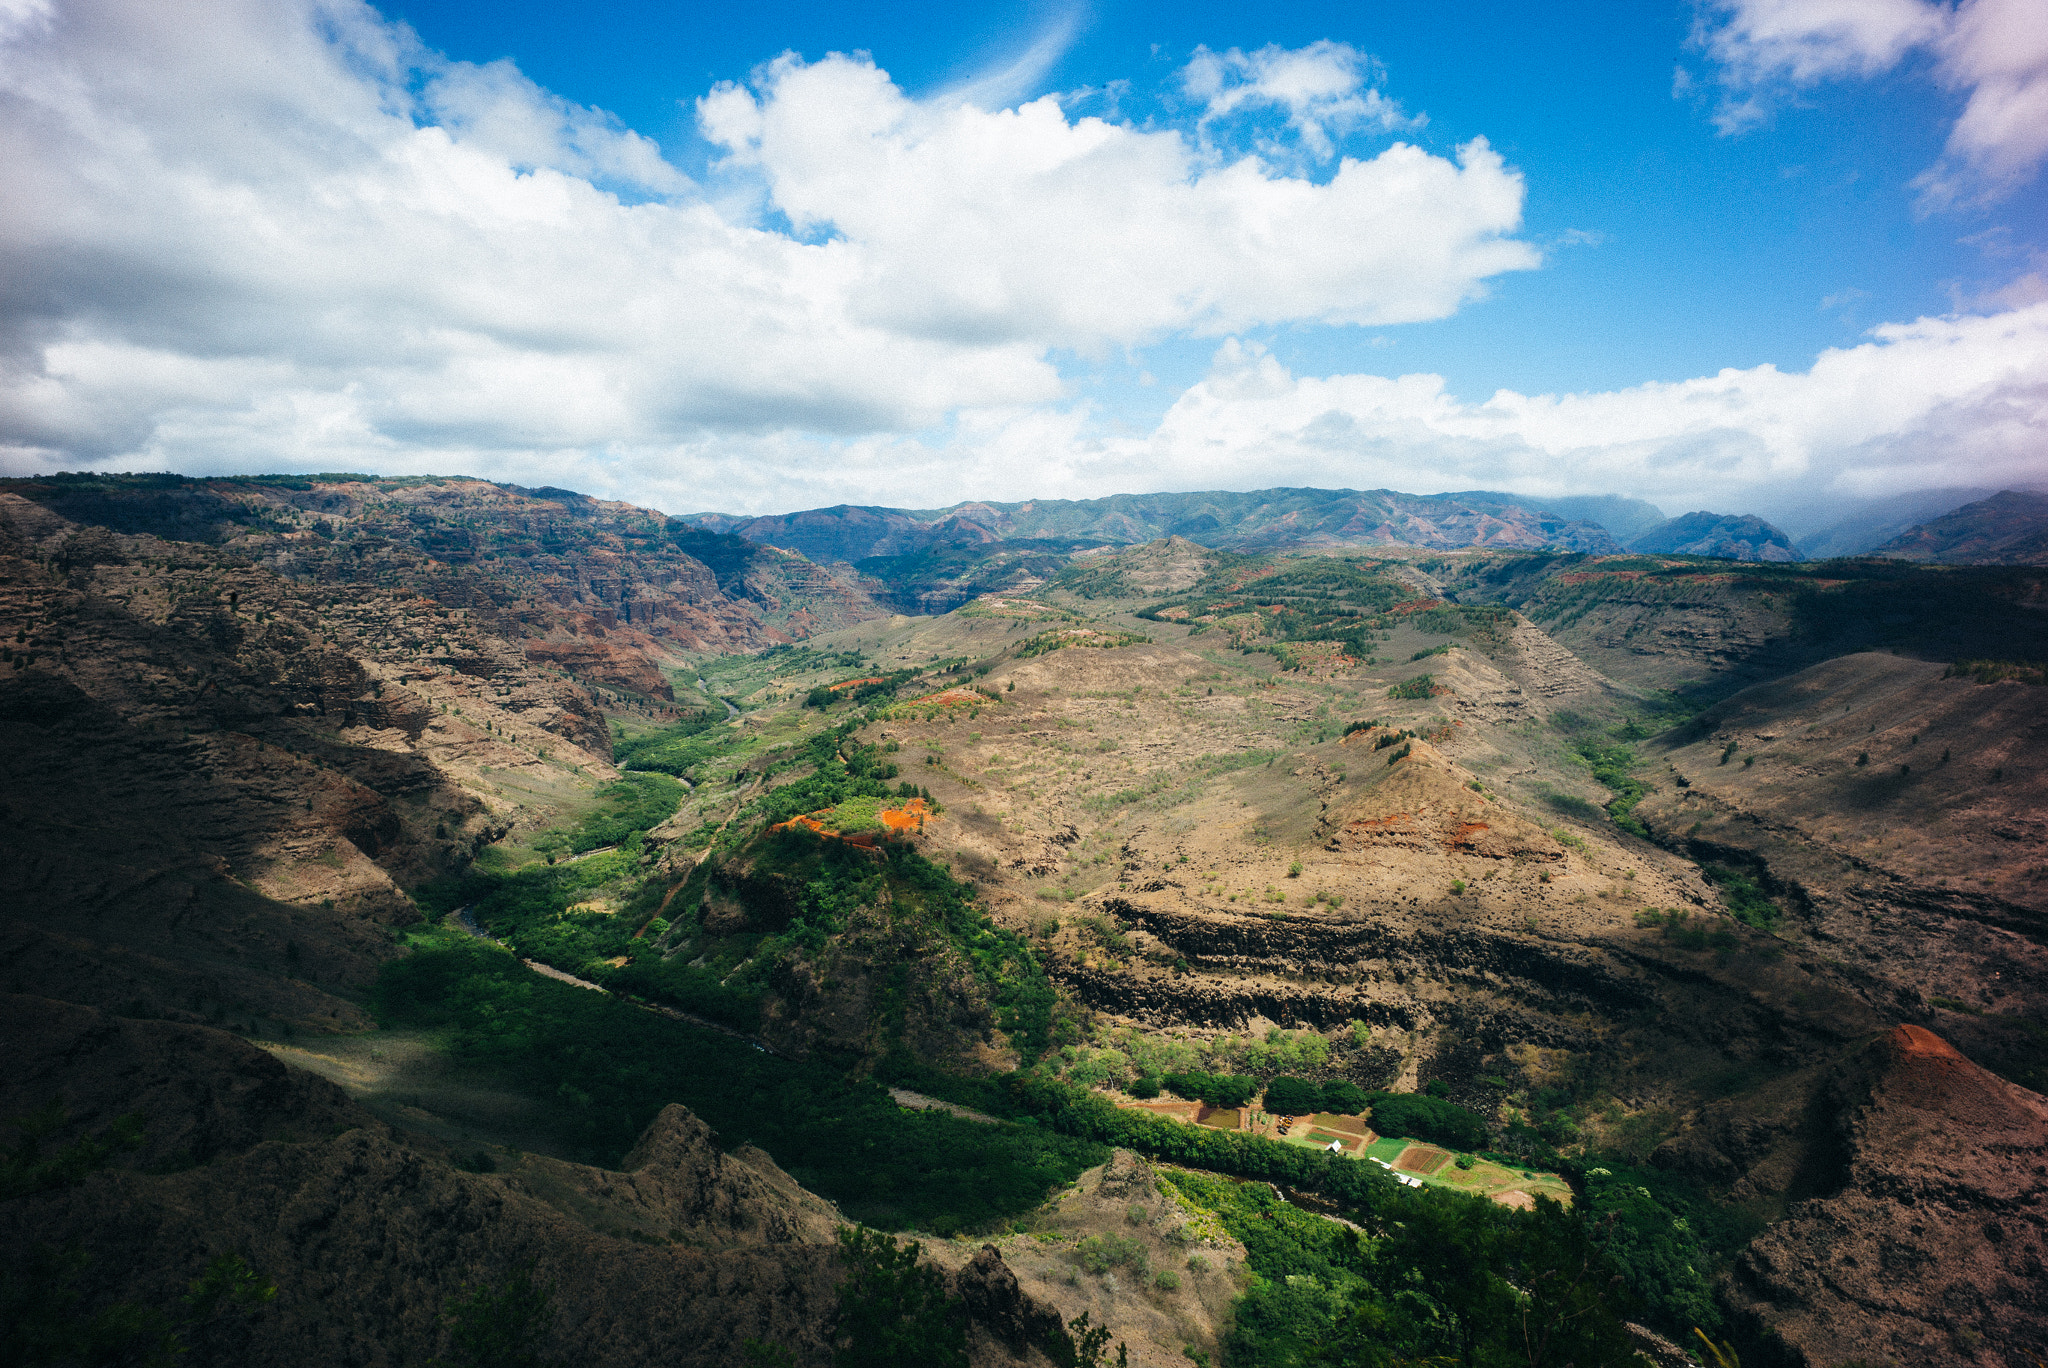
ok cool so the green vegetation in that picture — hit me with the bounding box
[438,1261,558,1368]
[1135,560,1511,665]
[1159,1072,1258,1108]
[805,668,923,709]
[1700,864,1781,931]
[1573,1160,1763,1338]
[0,1246,276,1368]
[612,710,732,778]
[1574,737,1650,837]
[830,1228,967,1368]
[1366,1093,1489,1150]
[1385,674,1438,700]
[1945,658,2048,686]
[532,773,685,857]
[1633,905,1755,951]
[2,1102,144,1201]
[1260,1077,1369,1115]
[1016,628,1151,657]
[373,931,1104,1232]
[1155,1168,1639,1368]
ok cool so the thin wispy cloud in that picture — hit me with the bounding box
[943,7,1085,111]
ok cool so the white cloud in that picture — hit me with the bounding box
[702,52,1529,349]
[2,0,2037,524]
[1691,0,2048,205]
[358,302,2048,519]
[1062,304,2048,516]
[1182,41,1419,161]
[1915,0,2048,207]
[0,1,1535,477]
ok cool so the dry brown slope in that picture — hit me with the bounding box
[1633,651,2048,1085]
[1724,1025,2048,1367]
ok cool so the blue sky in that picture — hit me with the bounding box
[2,0,2044,523]
[386,0,2038,398]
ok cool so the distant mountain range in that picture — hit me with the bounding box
[1789,486,2001,560]
[1870,490,2048,565]
[680,487,1651,563]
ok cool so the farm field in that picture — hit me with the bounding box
[1366,1138,1574,1208]
[1114,1095,1567,1207]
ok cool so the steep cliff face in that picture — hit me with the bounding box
[1632,651,2048,1095]
[2,474,891,697]
[1722,1026,2048,1367]
[0,495,621,1025]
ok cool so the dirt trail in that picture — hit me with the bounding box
[885,1087,1002,1124]
[449,907,790,1056]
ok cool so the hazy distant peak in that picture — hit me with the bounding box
[1870,490,2048,566]
[1628,511,1802,562]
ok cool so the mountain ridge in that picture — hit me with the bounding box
[679,486,1633,562]
[1871,488,2048,565]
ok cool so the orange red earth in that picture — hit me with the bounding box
[775,798,936,848]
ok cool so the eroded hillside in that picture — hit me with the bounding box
[7,500,2047,1368]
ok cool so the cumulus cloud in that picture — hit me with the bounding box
[0,0,1536,479]
[701,53,1527,348]
[3,0,2040,523]
[1915,0,2048,206]
[1690,0,2048,206]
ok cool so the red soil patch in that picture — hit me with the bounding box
[1876,1023,2041,1129]
[1195,1107,1241,1130]
[1492,1189,1535,1210]
[828,676,885,691]
[1393,1146,1451,1175]
[774,798,935,848]
[1445,821,1492,851]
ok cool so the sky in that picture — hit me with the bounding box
[1,0,2044,529]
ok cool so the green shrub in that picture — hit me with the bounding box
[1319,1081,1370,1114]
[1160,1071,1258,1109]
[1074,1233,1147,1275]
[1262,1076,1323,1115]
[1368,1093,1489,1150]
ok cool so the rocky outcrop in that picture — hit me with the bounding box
[1723,1026,2048,1366]
[954,1244,1066,1354]
[925,1149,1248,1368]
